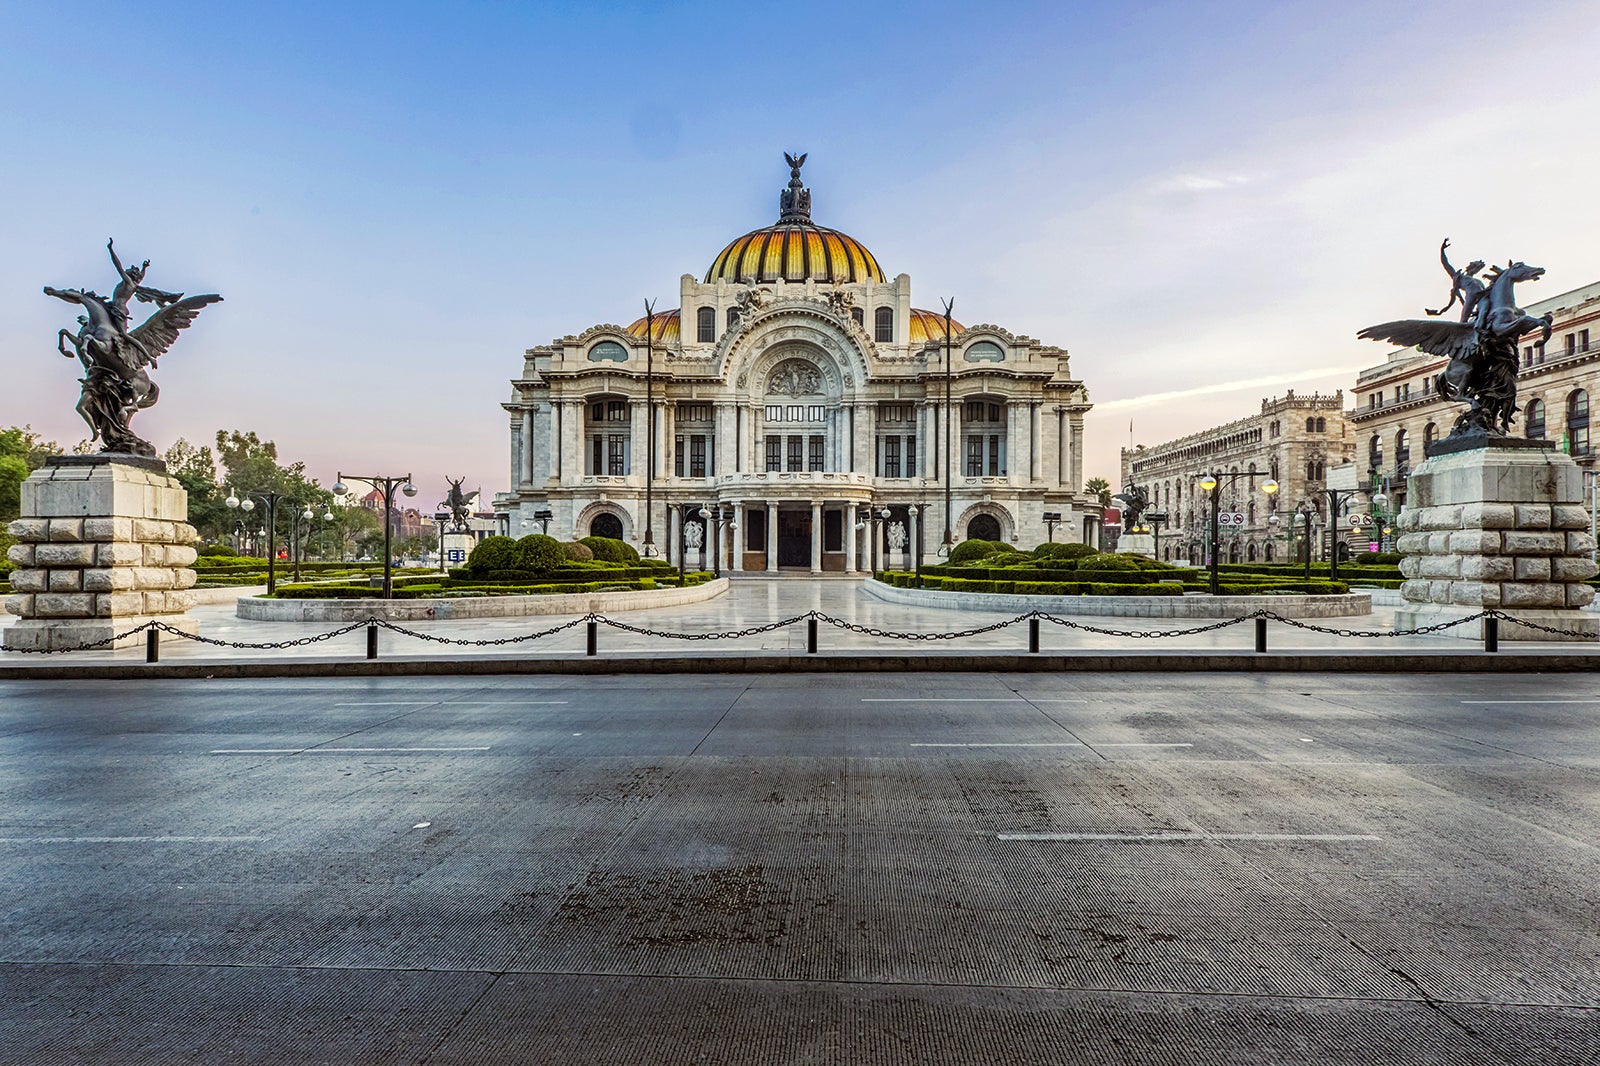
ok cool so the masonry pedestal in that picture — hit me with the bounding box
[1394,440,1598,641]
[1114,532,1155,558]
[442,530,476,569]
[4,455,200,651]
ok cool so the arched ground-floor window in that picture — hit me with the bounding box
[966,514,1002,541]
[590,513,624,539]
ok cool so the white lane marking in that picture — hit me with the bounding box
[209,747,491,754]
[910,742,1192,748]
[0,836,265,843]
[1024,699,1091,703]
[999,832,1379,842]
[864,698,1029,703]
[1460,700,1600,705]
[331,701,567,707]
[413,822,431,829]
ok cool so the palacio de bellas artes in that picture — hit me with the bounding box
[494,155,1094,570]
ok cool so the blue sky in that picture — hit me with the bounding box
[3,0,1597,499]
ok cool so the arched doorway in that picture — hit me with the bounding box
[966,514,1001,541]
[590,513,623,539]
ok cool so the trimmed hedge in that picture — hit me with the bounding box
[948,538,1009,564]
[516,533,567,575]
[581,536,640,564]
[563,540,594,562]
[467,535,520,573]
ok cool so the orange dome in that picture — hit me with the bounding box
[627,309,680,345]
[908,308,965,345]
[705,154,885,285]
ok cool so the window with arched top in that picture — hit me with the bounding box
[874,307,893,343]
[1395,428,1410,470]
[966,514,1001,541]
[696,307,715,343]
[1369,434,1383,471]
[851,306,864,327]
[1315,417,1327,433]
[1526,398,1546,439]
[587,341,628,362]
[1568,390,1590,454]
[590,513,624,539]
[964,341,1004,362]
[1305,417,1315,432]
[1424,422,1437,448]
[726,307,739,330]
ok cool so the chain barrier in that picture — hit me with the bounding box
[2,605,1590,658]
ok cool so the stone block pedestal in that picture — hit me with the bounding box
[4,455,200,651]
[1115,532,1154,557]
[1394,443,1598,641]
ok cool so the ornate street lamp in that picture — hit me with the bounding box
[640,300,660,558]
[697,506,734,577]
[226,488,286,595]
[434,511,451,574]
[1197,472,1278,595]
[941,297,955,554]
[1144,510,1169,560]
[332,474,417,599]
[1043,510,1062,543]
[532,508,554,535]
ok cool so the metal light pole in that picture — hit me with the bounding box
[1197,472,1278,595]
[641,299,658,558]
[333,473,417,599]
[434,512,450,574]
[226,489,284,595]
[941,297,955,554]
[1145,510,1168,560]
[697,506,722,578]
[533,508,553,535]
[1043,510,1061,543]
[911,502,926,584]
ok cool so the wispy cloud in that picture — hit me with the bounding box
[1094,364,1366,413]
[1157,172,1259,193]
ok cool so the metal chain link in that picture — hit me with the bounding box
[1035,611,1250,639]
[151,619,372,649]
[815,610,1030,641]
[1259,609,1488,638]
[373,616,588,646]
[1,620,157,654]
[596,613,811,641]
[1482,608,1593,637]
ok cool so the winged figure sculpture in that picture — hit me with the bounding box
[1358,246,1551,439]
[440,477,480,529]
[45,239,222,457]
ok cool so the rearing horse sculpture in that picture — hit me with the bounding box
[1359,251,1551,439]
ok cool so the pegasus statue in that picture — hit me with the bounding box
[45,239,222,457]
[1359,240,1551,439]
[440,477,480,529]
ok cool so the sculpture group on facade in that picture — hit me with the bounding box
[1359,239,1552,440]
[44,239,222,457]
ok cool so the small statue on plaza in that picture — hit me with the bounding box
[1359,239,1552,439]
[44,239,222,458]
[683,519,704,550]
[440,477,479,530]
[888,521,907,551]
[1112,484,1148,529]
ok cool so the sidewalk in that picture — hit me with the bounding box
[5,577,1599,676]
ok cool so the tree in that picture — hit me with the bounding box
[163,438,230,542]
[1,426,68,524]
[1085,477,1113,509]
[213,429,338,554]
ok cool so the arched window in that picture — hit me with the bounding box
[1395,429,1410,470]
[1306,460,1317,480]
[1248,542,1258,561]
[1369,434,1383,471]
[1568,390,1590,455]
[590,513,624,539]
[874,307,894,343]
[726,307,739,330]
[966,514,1001,541]
[1316,417,1326,433]
[851,306,864,327]
[1526,398,1546,439]
[964,341,1004,362]
[1424,422,1437,449]
[1305,417,1315,432]
[587,341,628,362]
[696,307,715,343]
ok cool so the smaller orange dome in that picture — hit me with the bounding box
[627,309,680,345]
[908,308,965,345]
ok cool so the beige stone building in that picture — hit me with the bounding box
[1120,392,1354,563]
[1350,280,1600,513]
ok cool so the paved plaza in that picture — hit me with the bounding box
[2,664,1599,1063]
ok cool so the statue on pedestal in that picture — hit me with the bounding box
[1359,240,1551,441]
[440,478,480,531]
[44,239,222,458]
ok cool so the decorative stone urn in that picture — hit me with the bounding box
[4,455,199,651]
[1394,439,1598,641]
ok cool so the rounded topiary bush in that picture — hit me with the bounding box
[1034,541,1097,561]
[948,538,1008,565]
[466,535,520,574]
[1078,552,1140,571]
[198,543,237,557]
[562,540,594,562]
[581,535,639,564]
[517,533,567,575]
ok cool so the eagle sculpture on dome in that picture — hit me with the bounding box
[779,152,811,221]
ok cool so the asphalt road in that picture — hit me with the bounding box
[2,673,1598,1064]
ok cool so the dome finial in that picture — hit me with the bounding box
[779,151,811,222]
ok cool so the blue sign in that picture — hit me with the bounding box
[446,549,467,562]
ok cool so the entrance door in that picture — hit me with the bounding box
[777,510,811,567]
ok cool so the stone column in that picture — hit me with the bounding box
[810,500,823,574]
[509,419,523,491]
[851,402,869,474]
[5,456,200,651]
[1395,441,1599,640]
[766,501,779,572]
[1030,402,1042,482]
[629,401,648,480]
[548,402,563,482]
[521,408,535,485]
[909,506,920,573]
[730,503,745,572]
[845,502,858,573]
[561,399,583,482]
[714,403,734,478]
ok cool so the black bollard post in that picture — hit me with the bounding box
[1029,617,1040,654]
[1485,614,1499,653]
[1255,616,1267,653]
[807,617,818,654]
[366,622,378,660]
[586,619,598,657]
[146,627,159,663]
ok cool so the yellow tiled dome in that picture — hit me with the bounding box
[627,309,680,345]
[908,308,965,345]
[705,154,885,285]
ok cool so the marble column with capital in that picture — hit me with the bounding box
[810,501,823,574]
[730,503,745,572]
[845,502,857,573]
[766,501,779,572]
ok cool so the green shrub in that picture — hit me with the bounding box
[948,538,1008,564]
[1033,541,1094,560]
[466,535,520,574]
[1079,553,1140,570]
[563,540,594,562]
[517,533,567,575]
[197,543,237,557]
[581,535,639,563]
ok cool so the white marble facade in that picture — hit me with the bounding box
[494,158,1093,573]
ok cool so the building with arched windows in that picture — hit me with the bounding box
[493,158,1095,571]
[1349,279,1600,512]
[1120,392,1353,564]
